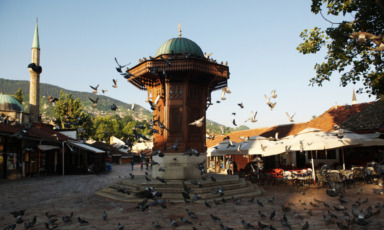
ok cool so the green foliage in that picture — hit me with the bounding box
[14,88,23,104]
[53,90,93,139]
[91,114,152,143]
[297,0,384,98]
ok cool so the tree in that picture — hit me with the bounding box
[297,0,384,98]
[53,90,92,139]
[14,88,23,104]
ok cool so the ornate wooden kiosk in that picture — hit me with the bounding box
[127,32,229,179]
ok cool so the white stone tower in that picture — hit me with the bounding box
[29,19,41,122]
[352,89,357,105]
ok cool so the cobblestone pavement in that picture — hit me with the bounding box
[1,164,384,230]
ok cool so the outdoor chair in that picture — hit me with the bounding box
[352,167,366,185]
[364,166,376,184]
[326,171,345,196]
[340,170,353,189]
[282,170,295,186]
[315,170,328,187]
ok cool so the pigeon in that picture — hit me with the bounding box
[205,201,212,208]
[89,97,98,107]
[210,214,220,222]
[180,217,192,224]
[130,102,135,111]
[111,103,117,111]
[170,219,178,227]
[241,219,255,229]
[205,52,213,59]
[186,209,198,219]
[220,126,229,135]
[302,221,309,230]
[46,212,57,219]
[264,94,276,110]
[167,139,179,151]
[118,222,124,230]
[350,31,381,45]
[271,89,277,98]
[28,63,42,74]
[152,221,161,229]
[220,223,234,230]
[112,79,118,88]
[258,221,269,229]
[310,202,319,208]
[62,212,73,223]
[270,210,276,220]
[145,175,151,182]
[90,84,99,94]
[219,87,231,98]
[44,223,58,230]
[267,196,275,204]
[48,96,59,105]
[156,176,167,184]
[211,176,216,182]
[189,116,205,127]
[114,57,130,73]
[102,211,107,221]
[3,224,16,230]
[102,89,108,93]
[280,215,291,229]
[232,119,237,126]
[78,217,88,224]
[184,148,200,157]
[151,149,163,157]
[259,210,266,218]
[182,191,190,200]
[245,111,257,123]
[238,103,244,109]
[257,199,264,207]
[334,204,346,212]
[286,112,295,122]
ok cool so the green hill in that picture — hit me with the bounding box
[0,78,152,122]
[0,78,248,132]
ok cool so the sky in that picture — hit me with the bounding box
[0,0,375,130]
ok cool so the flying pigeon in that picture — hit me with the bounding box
[112,79,118,88]
[245,111,257,123]
[286,112,295,122]
[189,116,205,127]
[90,84,99,94]
[114,57,130,73]
[89,97,99,107]
[271,89,277,98]
[350,32,381,45]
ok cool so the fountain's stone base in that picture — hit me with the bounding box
[151,153,206,180]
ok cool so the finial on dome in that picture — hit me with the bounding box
[177,23,182,37]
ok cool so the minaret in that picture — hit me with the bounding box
[29,19,41,122]
[352,89,357,105]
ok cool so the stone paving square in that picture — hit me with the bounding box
[1,164,384,229]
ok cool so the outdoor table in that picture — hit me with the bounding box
[340,170,353,179]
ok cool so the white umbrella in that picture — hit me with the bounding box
[208,140,242,156]
[331,129,384,169]
[286,128,352,151]
[241,136,292,157]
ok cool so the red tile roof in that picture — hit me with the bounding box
[0,122,73,142]
[307,103,373,132]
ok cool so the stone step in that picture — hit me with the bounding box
[96,174,263,203]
